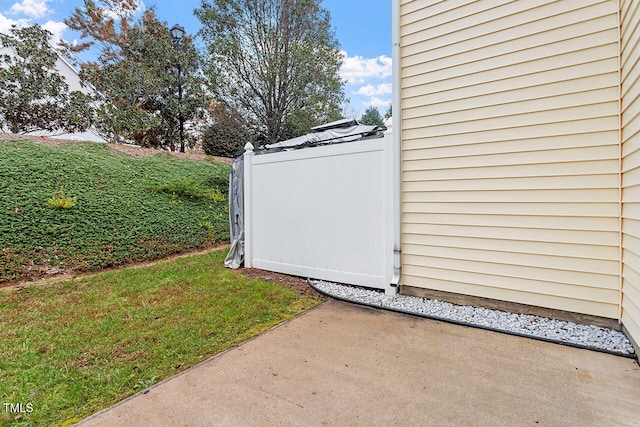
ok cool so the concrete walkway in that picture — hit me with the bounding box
[78,300,640,426]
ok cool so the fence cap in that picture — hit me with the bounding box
[244,142,255,152]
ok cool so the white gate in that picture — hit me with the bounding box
[243,132,394,293]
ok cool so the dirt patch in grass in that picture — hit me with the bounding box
[1,246,325,302]
[239,268,326,299]
[0,244,230,291]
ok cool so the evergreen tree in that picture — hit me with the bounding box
[0,25,93,135]
[360,106,384,127]
[65,1,205,148]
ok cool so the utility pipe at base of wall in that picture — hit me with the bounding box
[391,0,402,289]
[307,279,637,360]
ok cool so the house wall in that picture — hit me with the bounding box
[399,0,622,318]
[621,0,640,346]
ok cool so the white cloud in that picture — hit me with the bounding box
[0,12,67,45]
[42,20,67,45]
[0,13,29,34]
[340,51,392,84]
[354,83,392,97]
[9,0,50,19]
[366,96,392,108]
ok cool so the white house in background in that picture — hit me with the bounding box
[0,41,105,142]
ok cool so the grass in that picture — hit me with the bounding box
[0,140,231,284]
[0,248,321,426]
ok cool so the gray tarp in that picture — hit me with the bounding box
[263,124,384,151]
[223,154,245,269]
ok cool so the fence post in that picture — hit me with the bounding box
[243,142,255,268]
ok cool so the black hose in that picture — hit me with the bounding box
[307,279,637,360]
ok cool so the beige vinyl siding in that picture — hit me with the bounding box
[621,0,640,345]
[400,0,621,318]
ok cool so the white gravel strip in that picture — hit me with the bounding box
[311,280,635,356]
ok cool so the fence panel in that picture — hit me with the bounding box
[244,135,393,291]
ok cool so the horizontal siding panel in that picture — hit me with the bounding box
[621,275,640,339]
[400,0,464,23]
[403,87,618,126]
[402,233,619,262]
[403,132,619,160]
[622,131,640,157]
[401,0,512,30]
[401,0,516,37]
[622,218,640,240]
[621,7,640,76]
[401,2,500,33]
[622,116,640,153]
[623,128,640,157]
[404,26,618,83]
[621,104,640,142]
[403,55,618,102]
[403,223,619,246]
[402,264,619,304]
[622,230,640,257]
[620,61,640,112]
[404,212,620,232]
[403,146,618,170]
[621,164,640,185]
[403,188,618,203]
[621,0,640,47]
[403,274,619,318]
[402,1,600,57]
[621,145,640,168]
[402,117,620,145]
[403,175,618,192]
[622,184,640,203]
[402,59,618,109]
[622,249,640,279]
[402,1,612,58]
[403,201,619,217]
[403,245,618,277]
[621,299,640,347]
[405,93,617,132]
[622,202,640,221]
[407,75,619,119]
[403,160,619,181]
[402,0,608,38]
[622,279,640,311]
[405,100,619,138]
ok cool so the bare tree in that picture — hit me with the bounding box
[196,0,345,145]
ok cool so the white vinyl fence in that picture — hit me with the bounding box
[243,132,395,294]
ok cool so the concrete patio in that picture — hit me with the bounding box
[78,300,640,426]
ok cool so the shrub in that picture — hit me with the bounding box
[47,187,77,209]
[202,103,252,157]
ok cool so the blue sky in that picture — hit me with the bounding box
[0,0,392,118]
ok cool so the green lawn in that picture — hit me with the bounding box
[0,248,321,426]
[0,139,231,284]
